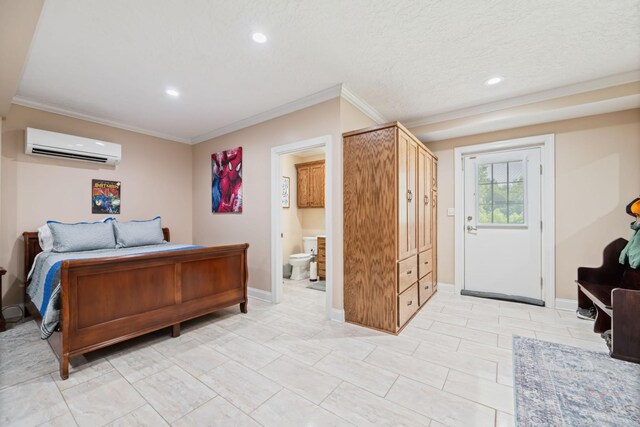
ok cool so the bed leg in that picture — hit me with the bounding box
[171,323,181,338]
[240,301,248,313]
[60,353,69,380]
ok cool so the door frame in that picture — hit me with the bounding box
[454,134,556,307]
[270,134,334,320]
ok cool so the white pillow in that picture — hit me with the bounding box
[37,224,54,252]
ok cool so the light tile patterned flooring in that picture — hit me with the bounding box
[0,282,607,427]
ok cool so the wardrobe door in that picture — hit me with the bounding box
[398,130,418,261]
[417,147,433,254]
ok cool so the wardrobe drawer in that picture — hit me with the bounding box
[418,249,433,278]
[398,255,418,293]
[398,283,419,327]
[419,273,434,306]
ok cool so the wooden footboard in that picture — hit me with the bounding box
[23,230,248,379]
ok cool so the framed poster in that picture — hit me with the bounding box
[212,146,243,213]
[282,176,290,208]
[92,180,121,214]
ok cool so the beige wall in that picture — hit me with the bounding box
[1,104,193,305]
[192,98,342,306]
[301,208,325,238]
[415,108,640,300]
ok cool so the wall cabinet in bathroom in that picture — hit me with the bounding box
[295,160,325,208]
[343,122,437,334]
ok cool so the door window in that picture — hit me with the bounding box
[477,161,525,225]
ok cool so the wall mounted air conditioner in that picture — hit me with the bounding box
[25,128,122,165]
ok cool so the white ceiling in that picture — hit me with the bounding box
[16,0,640,143]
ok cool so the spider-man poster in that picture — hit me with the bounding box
[212,146,243,213]
[92,179,121,214]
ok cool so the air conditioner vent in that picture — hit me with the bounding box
[31,148,109,163]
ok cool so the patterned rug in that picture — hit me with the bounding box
[513,336,640,426]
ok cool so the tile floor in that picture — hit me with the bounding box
[0,282,607,427]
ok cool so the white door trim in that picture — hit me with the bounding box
[454,134,556,307]
[270,135,334,320]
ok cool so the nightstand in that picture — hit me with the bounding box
[0,268,6,332]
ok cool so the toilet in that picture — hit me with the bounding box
[289,237,317,280]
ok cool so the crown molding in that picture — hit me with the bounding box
[11,96,191,144]
[416,94,640,142]
[340,85,386,124]
[191,84,344,144]
[405,70,640,129]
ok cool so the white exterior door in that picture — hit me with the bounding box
[463,148,542,302]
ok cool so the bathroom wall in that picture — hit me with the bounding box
[281,153,303,261]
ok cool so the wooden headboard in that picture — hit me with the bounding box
[22,227,171,290]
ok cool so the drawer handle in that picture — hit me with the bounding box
[406,270,412,275]
[407,300,413,306]
[424,285,429,290]
[424,261,429,265]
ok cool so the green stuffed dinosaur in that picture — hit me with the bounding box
[620,196,640,269]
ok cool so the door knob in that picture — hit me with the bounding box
[466,225,477,232]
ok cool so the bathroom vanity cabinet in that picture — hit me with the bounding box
[343,122,437,333]
[295,160,325,208]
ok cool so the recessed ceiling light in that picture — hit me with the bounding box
[166,88,180,97]
[252,32,268,43]
[484,76,504,86]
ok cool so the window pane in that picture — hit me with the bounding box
[479,205,492,223]
[493,183,508,203]
[508,204,524,224]
[478,183,492,205]
[478,164,491,184]
[476,160,526,225]
[492,204,508,224]
[492,163,508,183]
[508,161,524,182]
[509,182,524,203]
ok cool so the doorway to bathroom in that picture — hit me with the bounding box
[270,135,334,320]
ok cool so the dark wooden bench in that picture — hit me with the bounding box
[576,238,640,363]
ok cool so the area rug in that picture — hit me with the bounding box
[306,280,326,291]
[513,336,640,426]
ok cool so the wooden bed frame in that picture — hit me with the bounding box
[23,228,248,380]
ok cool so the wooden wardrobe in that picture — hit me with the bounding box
[343,122,437,333]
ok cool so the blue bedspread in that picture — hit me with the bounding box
[27,243,200,339]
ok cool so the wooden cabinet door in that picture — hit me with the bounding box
[309,163,325,207]
[417,148,433,253]
[398,130,418,260]
[297,167,310,207]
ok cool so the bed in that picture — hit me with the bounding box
[23,228,248,380]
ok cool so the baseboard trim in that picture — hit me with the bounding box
[330,308,345,322]
[555,298,578,312]
[247,287,273,302]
